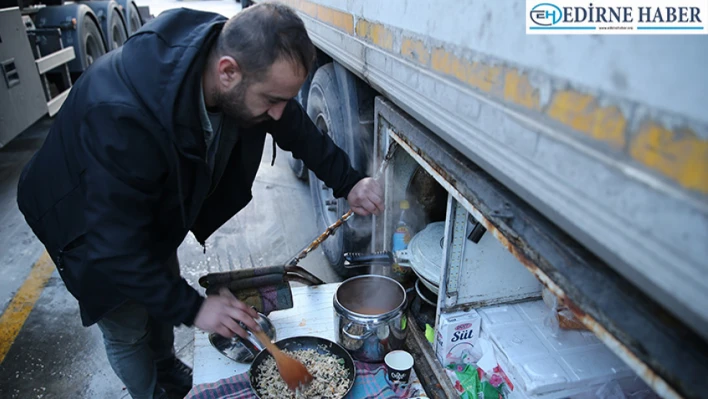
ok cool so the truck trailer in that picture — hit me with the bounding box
[0,0,147,147]
[265,0,708,398]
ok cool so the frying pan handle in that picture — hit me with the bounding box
[342,322,375,340]
[343,251,394,268]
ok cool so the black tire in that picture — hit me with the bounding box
[242,0,253,8]
[82,16,106,68]
[307,64,366,277]
[108,9,129,50]
[126,2,142,35]
[288,70,315,181]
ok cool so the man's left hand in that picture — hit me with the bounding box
[347,177,384,216]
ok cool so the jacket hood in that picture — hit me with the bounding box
[120,8,227,160]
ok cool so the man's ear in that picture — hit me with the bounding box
[217,56,243,88]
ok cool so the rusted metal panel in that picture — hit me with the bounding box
[293,0,708,344]
[376,97,708,399]
[404,313,458,399]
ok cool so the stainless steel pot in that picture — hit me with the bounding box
[333,274,408,363]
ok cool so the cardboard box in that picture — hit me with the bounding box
[435,309,482,367]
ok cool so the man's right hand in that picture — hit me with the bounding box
[194,287,261,338]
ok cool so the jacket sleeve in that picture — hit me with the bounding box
[268,100,366,199]
[79,104,204,326]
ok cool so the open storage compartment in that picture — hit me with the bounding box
[368,97,698,399]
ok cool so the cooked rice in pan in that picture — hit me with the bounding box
[254,346,350,399]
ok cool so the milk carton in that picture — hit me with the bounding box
[435,309,482,367]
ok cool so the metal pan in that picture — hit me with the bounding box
[208,313,277,364]
[248,336,356,399]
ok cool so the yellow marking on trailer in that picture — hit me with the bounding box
[630,123,708,195]
[355,19,394,50]
[277,0,353,34]
[431,47,478,87]
[317,5,354,34]
[285,0,708,195]
[400,37,430,66]
[300,1,317,17]
[431,48,507,97]
[0,251,54,364]
[546,91,627,150]
[469,62,503,94]
[504,70,541,111]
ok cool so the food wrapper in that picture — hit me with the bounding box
[445,363,507,399]
[542,287,586,335]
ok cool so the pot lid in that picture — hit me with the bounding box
[407,221,446,287]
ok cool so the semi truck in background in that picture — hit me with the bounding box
[0,0,148,147]
[271,0,708,398]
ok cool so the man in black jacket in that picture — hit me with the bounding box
[17,3,383,399]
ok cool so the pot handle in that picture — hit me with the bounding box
[343,251,394,268]
[342,322,375,340]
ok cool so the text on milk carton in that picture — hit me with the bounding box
[435,309,482,367]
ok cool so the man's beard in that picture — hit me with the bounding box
[216,81,271,127]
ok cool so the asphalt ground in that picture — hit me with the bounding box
[0,2,342,393]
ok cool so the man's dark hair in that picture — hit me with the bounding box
[215,2,316,80]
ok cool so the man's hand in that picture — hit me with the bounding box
[194,287,261,339]
[347,177,384,216]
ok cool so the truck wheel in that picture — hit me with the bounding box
[307,64,364,277]
[128,2,142,34]
[116,0,142,35]
[288,70,315,181]
[35,4,105,76]
[82,15,106,66]
[83,1,129,51]
[107,7,129,50]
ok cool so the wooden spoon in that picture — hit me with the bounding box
[252,330,314,391]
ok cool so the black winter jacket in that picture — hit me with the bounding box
[16,9,364,327]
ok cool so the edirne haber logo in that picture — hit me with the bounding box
[526,0,708,34]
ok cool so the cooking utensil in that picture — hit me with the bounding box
[199,266,324,316]
[251,329,314,391]
[286,210,355,266]
[334,274,408,362]
[249,336,356,398]
[285,141,399,267]
[343,221,447,292]
[208,312,276,363]
[199,265,325,294]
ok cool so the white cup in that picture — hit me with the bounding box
[384,350,414,386]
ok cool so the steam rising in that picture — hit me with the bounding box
[337,276,405,314]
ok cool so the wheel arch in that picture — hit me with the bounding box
[35,4,106,73]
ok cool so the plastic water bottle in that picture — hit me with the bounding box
[391,200,414,285]
[392,200,412,252]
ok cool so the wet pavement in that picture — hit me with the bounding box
[0,1,340,391]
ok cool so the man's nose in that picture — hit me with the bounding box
[267,102,287,121]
